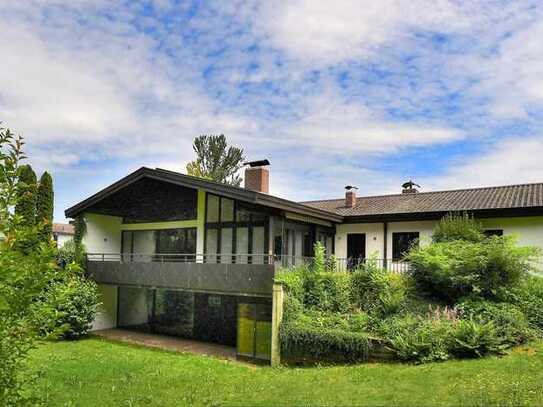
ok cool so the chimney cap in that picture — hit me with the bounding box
[345,185,358,191]
[244,159,270,167]
[402,180,420,189]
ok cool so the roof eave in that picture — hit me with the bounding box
[64,167,343,223]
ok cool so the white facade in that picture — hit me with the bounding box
[335,216,543,261]
[91,284,118,331]
[54,233,73,247]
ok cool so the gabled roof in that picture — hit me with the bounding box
[53,223,74,235]
[301,183,543,221]
[65,167,343,222]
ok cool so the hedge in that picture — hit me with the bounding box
[280,319,371,363]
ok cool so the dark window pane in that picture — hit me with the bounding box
[236,206,251,222]
[392,232,419,261]
[186,229,197,253]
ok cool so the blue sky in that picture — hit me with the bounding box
[1,0,543,221]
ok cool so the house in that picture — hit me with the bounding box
[53,223,75,247]
[65,163,543,363]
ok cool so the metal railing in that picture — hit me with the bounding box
[86,253,411,273]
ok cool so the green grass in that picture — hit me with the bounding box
[29,337,543,406]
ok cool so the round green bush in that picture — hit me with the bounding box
[38,273,99,340]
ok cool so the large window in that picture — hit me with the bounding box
[392,232,419,261]
[122,228,197,262]
[205,194,269,263]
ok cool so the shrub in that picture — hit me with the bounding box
[37,266,100,340]
[449,318,507,358]
[432,213,484,243]
[57,240,87,270]
[377,314,453,363]
[280,316,371,363]
[407,236,539,302]
[351,266,409,317]
[0,128,58,405]
[304,309,370,332]
[303,271,352,313]
[313,241,326,273]
[456,298,532,345]
[500,275,543,330]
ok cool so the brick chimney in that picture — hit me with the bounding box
[244,164,269,193]
[345,186,358,208]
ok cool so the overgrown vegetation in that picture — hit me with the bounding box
[0,126,99,405]
[276,214,543,364]
[0,129,57,405]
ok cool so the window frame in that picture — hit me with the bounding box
[204,193,269,263]
[392,232,420,261]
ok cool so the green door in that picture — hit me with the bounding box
[237,303,272,361]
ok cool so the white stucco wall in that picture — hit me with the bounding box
[91,284,118,331]
[335,216,543,260]
[55,233,73,248]
[83,213,122,254]
[335,222,386,259]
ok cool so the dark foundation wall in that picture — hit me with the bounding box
[117,286,272,349]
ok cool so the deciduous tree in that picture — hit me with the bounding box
[186,134,245,186]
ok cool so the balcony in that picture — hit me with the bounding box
[86,253,411,298]
[86,253,276,297]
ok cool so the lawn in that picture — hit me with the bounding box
[29,337,543,407]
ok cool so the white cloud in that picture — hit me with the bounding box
[0,5,258,173]
[427,137,543,190]
[253,0,477,66]
[458,19,543,119]
[282,90,462,154]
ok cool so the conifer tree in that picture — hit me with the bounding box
[14,164,37,227]
[36,171,54,242]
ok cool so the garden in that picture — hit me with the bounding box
[277,215,543,364]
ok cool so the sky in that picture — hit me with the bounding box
[1,0,543,222]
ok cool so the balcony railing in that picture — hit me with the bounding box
[87,253,411,273]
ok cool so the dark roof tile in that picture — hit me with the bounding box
[301,183,543,217]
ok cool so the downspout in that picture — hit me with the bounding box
[383,222,388,269]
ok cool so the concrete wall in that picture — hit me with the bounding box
[335,216,543,260]
[91,284,118,331]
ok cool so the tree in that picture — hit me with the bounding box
[186,134,245,186]
[36,171,54,242]
[14,164,37,227]
[0,127,57,405]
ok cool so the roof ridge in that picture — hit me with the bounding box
[300,182,543,204]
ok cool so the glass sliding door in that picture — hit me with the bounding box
[236,227,249,264]
[252,226,265,264]
[132,230,156,262]
[205,194,269,264]
[220,227,233,263]
[121,228,196,263]
[205,228,218,263]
